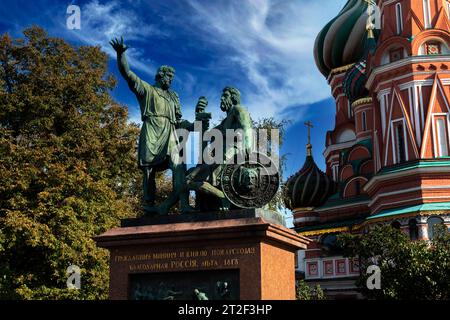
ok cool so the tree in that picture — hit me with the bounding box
[338,224,450,300]
[296,279,326,300]
[252,117,290,211]
[0,26,143,299]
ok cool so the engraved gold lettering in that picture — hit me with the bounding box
[170,260,198,268]
[224,258,239,266]
[201,260,219,268]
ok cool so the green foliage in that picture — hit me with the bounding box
[252,117,291,211]
[338,224,450,300]
[0,26,142,299]
[296,280,326,300]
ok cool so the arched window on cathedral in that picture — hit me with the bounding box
[423,0,432,29]
[332,163,339,182]
[347,100,353,119]
[427,216,445,240]
[336,128,356,143]
[383,46,406,64]
[447,1,450,19]
[419,39,450,55]
[395,3,403,35]
[408,219,419,240]
[393,119,407,164]
[434,116,450,157]
[362,111,367,132]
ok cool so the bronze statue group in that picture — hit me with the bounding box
[110,37,276,215]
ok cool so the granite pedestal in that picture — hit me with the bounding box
[94,209,309,300]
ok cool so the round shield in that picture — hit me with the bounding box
[220,152,280,209]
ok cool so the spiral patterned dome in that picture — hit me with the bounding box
[283,145,336,210]
[314,0,373,77]
[343,60,369,103]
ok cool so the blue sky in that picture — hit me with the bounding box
[0,0,347,178]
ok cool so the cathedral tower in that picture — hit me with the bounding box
[285,0,450,298]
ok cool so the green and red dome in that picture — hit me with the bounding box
[343,60,369,103]
[283,145,336,210]
[314,0,373,77]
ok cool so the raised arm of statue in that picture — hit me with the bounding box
[109,37,146,96]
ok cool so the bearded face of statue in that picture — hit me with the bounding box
[220,90,234,112]
[158,70,174,90]
[240,168,259,193]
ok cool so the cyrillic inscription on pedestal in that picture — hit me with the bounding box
[114,246,257,273]
[95,218,309,300]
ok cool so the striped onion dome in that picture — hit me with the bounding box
[343,27,378,103]
[343,60,369,103]
[283,144,335,211]
[314,0,373,77]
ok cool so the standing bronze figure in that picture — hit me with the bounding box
[110,37,194,215]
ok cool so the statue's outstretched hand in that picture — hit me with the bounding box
[109,37,128,54]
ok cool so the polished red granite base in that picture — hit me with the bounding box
[95,217,309,300]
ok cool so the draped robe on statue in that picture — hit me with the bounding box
[125,71,182,168]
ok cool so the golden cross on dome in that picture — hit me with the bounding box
[304,121,313,156]
[304,121,313,145]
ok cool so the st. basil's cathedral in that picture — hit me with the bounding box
[284,0,450,299]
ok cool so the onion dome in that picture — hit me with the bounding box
[283,143,336,211]
[343,60,369,103]
[343,26,378,103]
[314,0,373,77]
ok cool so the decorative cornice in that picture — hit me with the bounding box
[366,210,450,224]
[351,97,373,108]
[327,63,356,81]
[368,185,450,208]
[366,56,450,89]
[364,162,450,193]
[377,78,450,98]
[297,210,450,236]
[315,200,370,213]
[323,140,356,159]
[294,216,320,224]
[298,226,349,237]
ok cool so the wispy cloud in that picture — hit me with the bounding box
[179,0,344,122]
[0,0,345,126]
[68,0,166,76]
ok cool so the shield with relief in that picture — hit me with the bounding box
[220,152,279,209]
